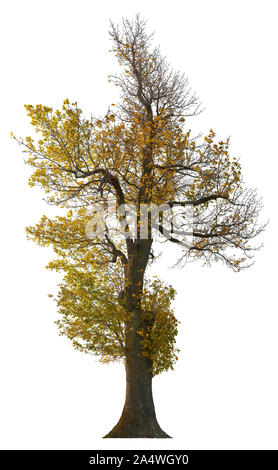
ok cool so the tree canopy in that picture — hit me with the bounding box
[14,14,265,377]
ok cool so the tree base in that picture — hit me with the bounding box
[103,415,171,438]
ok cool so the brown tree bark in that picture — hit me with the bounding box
[104,350,170,438]
[104,239,171,438]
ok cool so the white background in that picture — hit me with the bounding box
[0,0,277,450]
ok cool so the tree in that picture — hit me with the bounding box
[14,14,265,438]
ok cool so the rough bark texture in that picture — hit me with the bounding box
[104,239,171,438]
[104,353,170,438]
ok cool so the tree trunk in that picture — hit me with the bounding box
[103,351,171,438]
[104,239,170,438]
